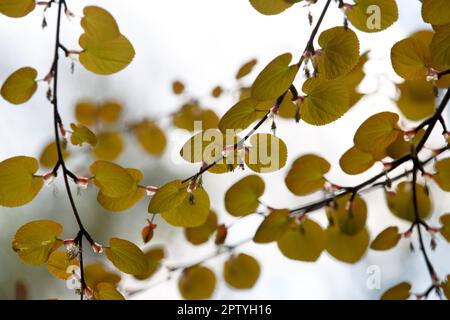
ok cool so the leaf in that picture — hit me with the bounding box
[391,37,431,80]
[94,282,125,300]
[75,100,97,126]
[1,67,37,104]
[300,78,350,126]
[386,129,424,160]
[90,160,136,198]
[370,226,401,251]
[251,53,299,101]
[172,81,185,95]
[249,0,293,16]
[0,156,43,207]
[353,112,401,157]
[386,182,432,222]
[277,218,326,262]
[84,263,121,289]
[285,154,330,196]
[277,90,298,120]
[346,0,398,33]
[224,253,260,289]
[185,211,218,245]
[0,0,35,18]
[81,6,120,41]
[316,27,360,80]
[434,158,450,191]
[105,238,148,275]
[70,123,97,147]
[339,146,376,175]
[430,24,450,66]
[132,121,167,156]
[178,266,216,300]
[440,214,450,242]
[148,180,188,213]
[441,275,450,300]
[236,58,257,79]
[396,80,435,121]
[326,194,367,236]
[12,220,62,265]
[218,98,272,132]
[135,247,165,280]
[224,175,265,217]
[161,187,210,227]
[39,141,69,168]
[325,226,369,264]
[245,133,288,173]
[254,209,290,244]
[98,101,122,124]
[422,0,450,25]
[79,33,135,75]
[93,131,124,161]
[47,251,79,280]
[211,86,223,98]
[381,282,411,300]
[172,103,219,131]
[97,168,145,212]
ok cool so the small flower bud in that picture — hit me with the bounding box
[215,224,228,245]
[43,171,56,186]
[145,185,158,196]
[91,242,103,254]
[75,177,89,189]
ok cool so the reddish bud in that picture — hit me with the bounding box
[215,224,228,245]
[91,242,103,254]
[142,224,157,244]
[145,185,158,196]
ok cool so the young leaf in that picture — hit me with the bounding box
[254,209,290,244]
[370,226,401,251]
[251,53,299,101]
[81,6,120,41]
[98,101,122,124]
[430,24,450,66]
[223,253,261,289]
[132,121,167,156]
[300,78,350,126]
[84,263,121,289]
[440,214,450,243]
[93,131,124,161]
[421,0,450,26]
[433,158,450,192]
[75,100,97,126]
[161,187,210,227]
[0,0,35,18]
[277,218,326,262]
[326,194,367,236]
[105,238,148,275]
[12,220,62,265]
[90,160,136,198]
[47,251,79,280]
[236,58,257,79]
[94,282,125,300]
[339,146,376,175]
[39,141,69,168]
[386,129,424,160]
[185,211,218,245]
[148,180,188,213]
[396,80,435,121]
[380,282,411,300]
[248,0,293,16]
[325,226,369,264]
[285,154,330,196]
[134,247,165,280]
[386,182,432,222]
[316,27,360,80]
[0,156,43,207]
[70,123,98,147]
[346,0,398,33]
[1,67,38,105]
[224,175,265,217]
[178,266,216,300]
[218,98,272,132]
[391,37,431,80]
[245,133,288,173]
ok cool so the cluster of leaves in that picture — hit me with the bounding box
[1,0,450,300]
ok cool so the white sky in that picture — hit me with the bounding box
[0,0,449,300]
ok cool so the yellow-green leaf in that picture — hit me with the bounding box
[98,101,122,124]
[277,218,326,262]
[370,226,401,251]
[236,58,257,79]
[81,6,120,41]
[224,175,265,217]
[162,187,210,227]
[39,141,69,168]
[391,37,431,80]
[0,156,43,207]
[381,282,411,300]
[70,123,97,147]
[47,250,79,280]
[75,100,97,126]
[422,0,450,26]
[185,211,218,245]
[84,263,121,289]
[90,160,136,198]
[386,182,432,222]
[133,121,166,156]
[223,253,260,289]
[251,53,299,101]
[254,209,290,244]
[0,0,35,18]
[94,282,125,300]
[92,131,124,161]
[12,220,62,265]
[148,180,188,213]
[105,237,148,275]
[245,133,288,173]
[249,0,293,16]
[325,226,369,264]
[396,80,435,121]
[1,67,37,104]
[440,214,450,242]
[285,154,330,196]
[134,247,165,280]
[430,24,450,66]
[178,266,216,300]
[339,146,376,175]
[346,0,398,33]
[218,98,272,132]
[326,194,367,236]
[434,158,450,191]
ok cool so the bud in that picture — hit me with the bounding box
[75,177,89,189]
[426,68,439,82]
[340,3,354,12]
[91,242,103,254]
[145,185,158,196]
[215,224,228,245]
[187,179,198,193]
[64,240,79,260]
[141,223,157,244]
[43,171,56,186]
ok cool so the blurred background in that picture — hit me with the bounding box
[0,0,449,300]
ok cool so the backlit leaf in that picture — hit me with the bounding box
[1,67,37,104]
[277,218,326,262]
[223,253,260,289]
[148,180,188,213]
[346,0,398,33]
[254,209,290,244]
[434,158,450,191]
[211,86,223,98]
[386,182,431,222]
[325,226,369,264]
[440,214,450,242]
[0,156,43,207]
[39,141,68,168]
[12,220,62,265]
[135,247,165,280]
[422,0,450,26]
[105,238,148,275]
[81,6,120,41]
[430,24,450,66]
[249,0,293,16]
[236,58,257,79]
[370,226,401,251]
[90,160,136,198]
[178,266,216,300]
[75,100,97,126]
[381,282,411,300]
[94,282,125,300]
[285,154,330,196]
[386,129,424,160]
[251,53,299,101]
[224,175,265,217]
[396,80,435,121]
[47,251,79,280]
[339,146,376,175]
[391,37,431,80]
[326,194,367,236]
[133,121,167,156]
[70,123,97,147]
[0,0,35,18]
[218,98,272,132]
[245,133,288,173]
[172,103,219,131]
[98,101,122,124]
[185,211,218,245]
[84,263,121,289]
[93,131,124,161]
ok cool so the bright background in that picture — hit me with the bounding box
[0,0,449,300]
